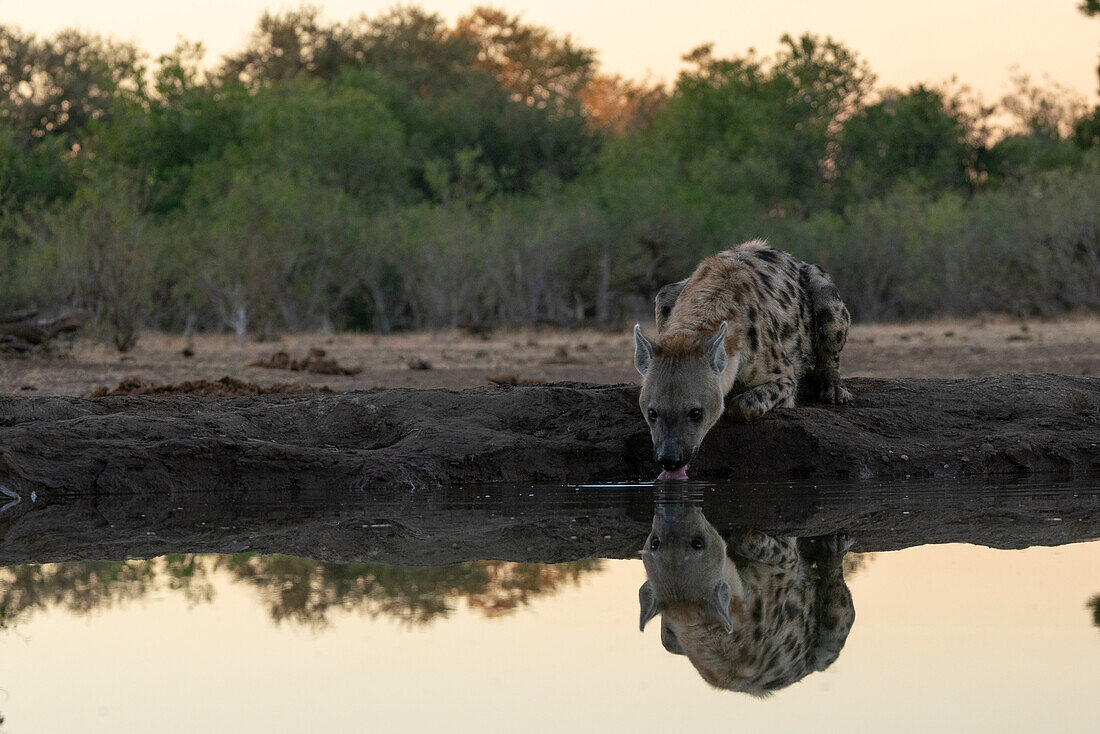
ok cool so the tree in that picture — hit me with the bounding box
[835,85,976,202]
[44,171,157,350]
[986,74,1087,179]
[220,5,350,86]
[0,26,145,208]
[86,41,249,214]
[238,77,410,203]
[217,6,596,199]
[1073,106,1100,148]
[0,26,145,146]
[455,6,596,111]
[580,73,666,135]
[635,34,874,213]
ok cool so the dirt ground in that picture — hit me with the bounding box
[1,314,1097,396]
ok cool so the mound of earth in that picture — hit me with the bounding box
[249,348,362,375]
[0,376,1096,499]
[91,376,334,397]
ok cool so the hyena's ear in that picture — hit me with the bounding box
[633,324,656,377]
[639,580,659,631]
[704,321,729,375]
[707,579,734,634]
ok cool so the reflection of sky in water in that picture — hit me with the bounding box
[0,542,1096,733]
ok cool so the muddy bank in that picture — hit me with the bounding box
[0,375,1097,498]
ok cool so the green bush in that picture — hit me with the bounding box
[2,7,1099,345]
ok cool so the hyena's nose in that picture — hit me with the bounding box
[656,452,685,471]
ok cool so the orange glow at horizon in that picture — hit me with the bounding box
[2,1,1098,103]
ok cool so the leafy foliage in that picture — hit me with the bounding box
[834,85,976,202]
[1,5,1099,343]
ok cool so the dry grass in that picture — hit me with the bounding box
[2,314,1096,397]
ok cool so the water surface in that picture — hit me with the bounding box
[0,477,1096,732]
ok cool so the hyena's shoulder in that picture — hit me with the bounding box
[667,241,802,329]
[688,241,810,310]
[723,240,809,296]
[689,242,816,360]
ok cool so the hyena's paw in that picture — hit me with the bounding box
[726,381,793,422]
[817,376,852,405]
[821,532,854,558]
[726,391,769,422]
[799,533,854,565]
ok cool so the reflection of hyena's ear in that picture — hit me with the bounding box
[661,620,685,655]
[634,324,656,377]
[708,579,734,633]
[704,321,729,375]
[639,580,659,631]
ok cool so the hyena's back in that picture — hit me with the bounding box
[654,241,851,408]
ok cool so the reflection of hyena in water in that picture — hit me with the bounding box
[634,240,851,475]
[639,506,855,695]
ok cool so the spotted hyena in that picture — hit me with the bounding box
[638,505,855,695]
[633,240,851,475]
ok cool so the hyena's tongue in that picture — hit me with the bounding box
[657,465,689,481]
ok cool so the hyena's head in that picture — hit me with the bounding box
[638,504,740,637]
[633,322,729,473]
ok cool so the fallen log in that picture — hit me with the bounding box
[0,309,89,352]
[0,309,39,324]
[0,376,1096,500]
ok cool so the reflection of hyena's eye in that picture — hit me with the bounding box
[688,408,702,422]
[650,537,661,550]
[647,408,658,422]
[690,536,705,550]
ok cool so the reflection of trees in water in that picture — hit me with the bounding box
[0,554,601,630]
[1088,594,1100,629]
[0,555,214,629]
[222,555,600,627]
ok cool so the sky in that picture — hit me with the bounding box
[2,1,1098,103]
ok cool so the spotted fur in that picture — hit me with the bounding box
[650,239,851,422]
[639,508,855,695]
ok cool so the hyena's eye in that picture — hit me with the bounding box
[688,408,702,422]
[690,536,705,550]
[647,408,658,422]
[650,537,661,550]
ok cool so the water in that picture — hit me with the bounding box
[0,477,1097,733]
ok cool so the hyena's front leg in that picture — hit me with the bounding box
[726,373,796,422]
[807,533,855,673]
[806,264,852,405]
